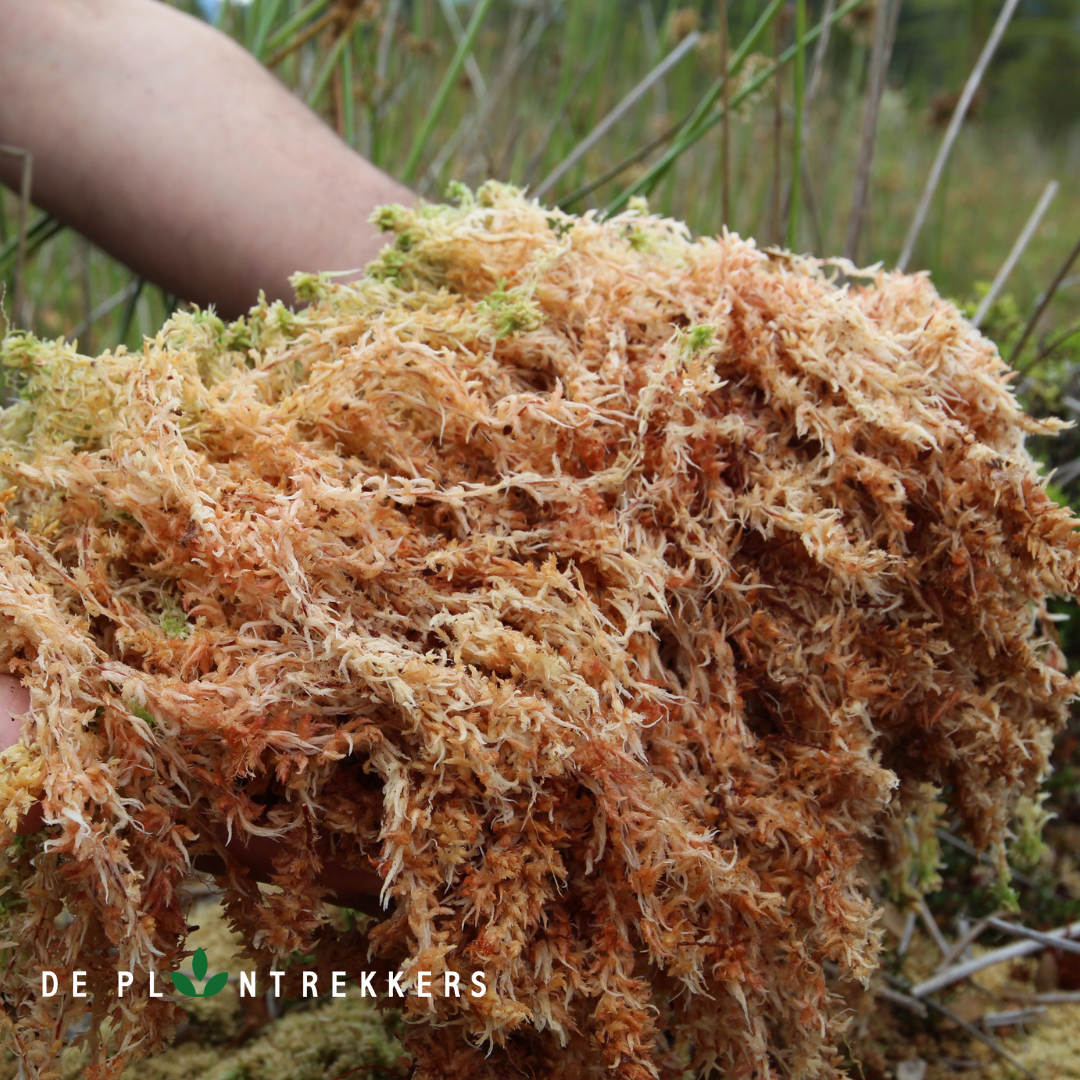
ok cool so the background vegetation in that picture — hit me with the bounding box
[3,2,1080,1076]
[5,0,1080,347]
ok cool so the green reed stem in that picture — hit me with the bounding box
[401,0,497,184]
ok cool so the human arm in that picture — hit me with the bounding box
[0,0,413,318]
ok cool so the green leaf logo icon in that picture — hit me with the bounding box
[170,971,198,997]
[170,948,229,997]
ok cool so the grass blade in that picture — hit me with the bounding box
[782,0,833,249]
[438,0,486,99]
[805,0,836,115]
[251,0,286,60]
[771,16,783,245]
[523,47,603,190]
[603,0,863,218]
[267,5,340,70]
[306,18,355,109]
[421,7,551,195]
[897,0,1021,271]
[534,31,701,201]
[557,113,688,209]
[401,0,497,185]
[263,0,330,58]
[786,0,806,248]
[369,0,404,165]
[376,0,402,95]
[0,145,33,331]
[118,278,146,349]
[604,0,788,216]
[76,236,93,355]
[972,179,1057,328]
[639,1,666,120]
[0,214,63,274]
[340,27,356,146]
[719,0,730,227]
[843,0,901,262]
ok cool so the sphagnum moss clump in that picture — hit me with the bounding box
[0,181,1078,1079]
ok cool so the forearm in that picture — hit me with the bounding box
[0,0,413,317]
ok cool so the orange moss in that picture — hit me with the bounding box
[0,182,1076,1079]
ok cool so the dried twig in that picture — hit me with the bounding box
[0,214,63,275]
[911,919,1080,998]
[935,828,1038,888]
[882,973,1037,1078]
[982,1007,1047,1028]
[534,32,701,201]
[558,102,708,208]
[921,996,1038,1080]
[804,0,836,115]
[917,895,950,959]
[401,0,496,183]
[985,916,1080,958]
[898,0,1021,271]
[524,48,603,191]
[843,0,900,262]
[375,0,402,99]
[68,280,141,345]
[935,910,1004,970]
[116,277,146,348]
[1023,319,1075,375]
[422,9,550,195]
[876,984,1036,1075]
[877,984,927,1017]
[1017,991,1080,1005]
[786,0,807,248]
[972,179,1058,328]
[898,908,917,957]
[438,0,487,99]
[1021,320,1080,376]
[1009,229,1080,370]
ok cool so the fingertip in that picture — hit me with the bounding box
[0,674,30,754]
[0,673,30,714]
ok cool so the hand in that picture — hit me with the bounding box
[0,674,381,908]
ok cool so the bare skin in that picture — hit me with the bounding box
[0,673,382,905]
[0,0,414,317]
